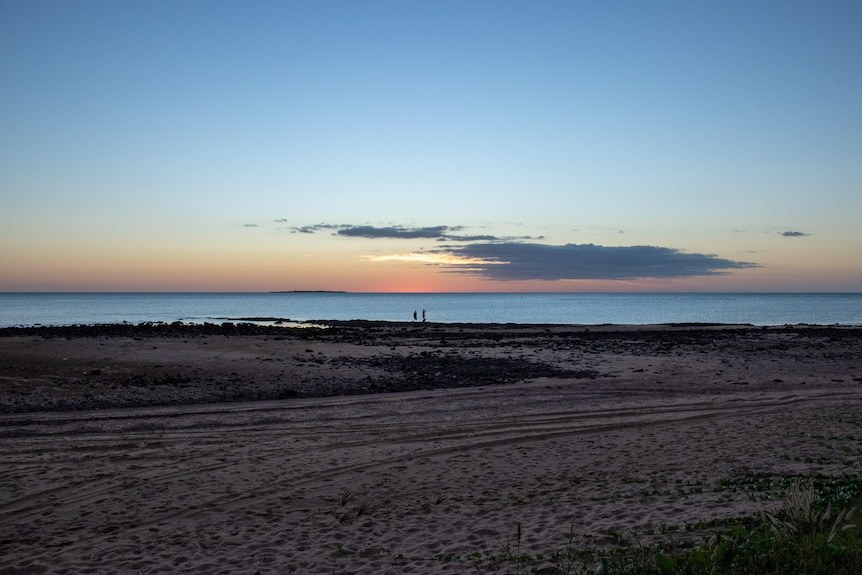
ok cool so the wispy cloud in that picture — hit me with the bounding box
[363,252,506,266]
[428,242,760,281]
[288,223,539,242]
[290,223,346,234]
[337,225,458,239]
[780,231,810,237]
[443,233,543,242]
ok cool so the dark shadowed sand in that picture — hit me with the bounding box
[1,322,861,573]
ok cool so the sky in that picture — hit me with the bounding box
[2,0,861,293]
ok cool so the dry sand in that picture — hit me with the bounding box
[1,323,861,574]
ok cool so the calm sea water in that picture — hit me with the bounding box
[1,293,861,327]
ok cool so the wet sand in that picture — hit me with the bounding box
[1,323,861,573]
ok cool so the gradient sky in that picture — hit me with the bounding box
[2,0,861,292]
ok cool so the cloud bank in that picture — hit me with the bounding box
[434,242,761,281]
[277,221,761,281]
[780,231,810,237]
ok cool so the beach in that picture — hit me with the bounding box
[1,322,861,574]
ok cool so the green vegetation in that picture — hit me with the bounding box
[516,477,862,575]
[333,475,862,574]
[605,484,861,575]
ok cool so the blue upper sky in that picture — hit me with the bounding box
[2,1,861,291]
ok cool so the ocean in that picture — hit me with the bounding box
[1,292,861,328]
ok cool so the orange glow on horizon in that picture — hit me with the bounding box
[4,240,861,293]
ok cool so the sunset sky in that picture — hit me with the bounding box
[2,1,860,292]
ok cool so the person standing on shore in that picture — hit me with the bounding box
[422,309,426,322]
[413,310,417,321]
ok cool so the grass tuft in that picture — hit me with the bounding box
[339,487,355,507]
[355,496,375,517]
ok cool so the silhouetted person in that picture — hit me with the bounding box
[422,309,426,322]
[413,310,417,321]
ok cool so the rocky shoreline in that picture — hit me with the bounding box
[2,322,860,413]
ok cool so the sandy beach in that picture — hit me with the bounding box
[1,322,861,574]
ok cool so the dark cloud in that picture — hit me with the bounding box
[334,225,552,243]
[442,234,544,242]
[292,222,548,243]
[441,234,501,242]
[283,222,761,281]
[336,225,459,239]
[291,224,346,234]
[780,231,810,237]
[289,223,545,243]
[241,223,259,228]
[436,242,761,281]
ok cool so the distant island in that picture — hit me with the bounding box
[268,290,347,294]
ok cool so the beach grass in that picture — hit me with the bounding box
[498,476,862,575]
[334,475,862,574]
